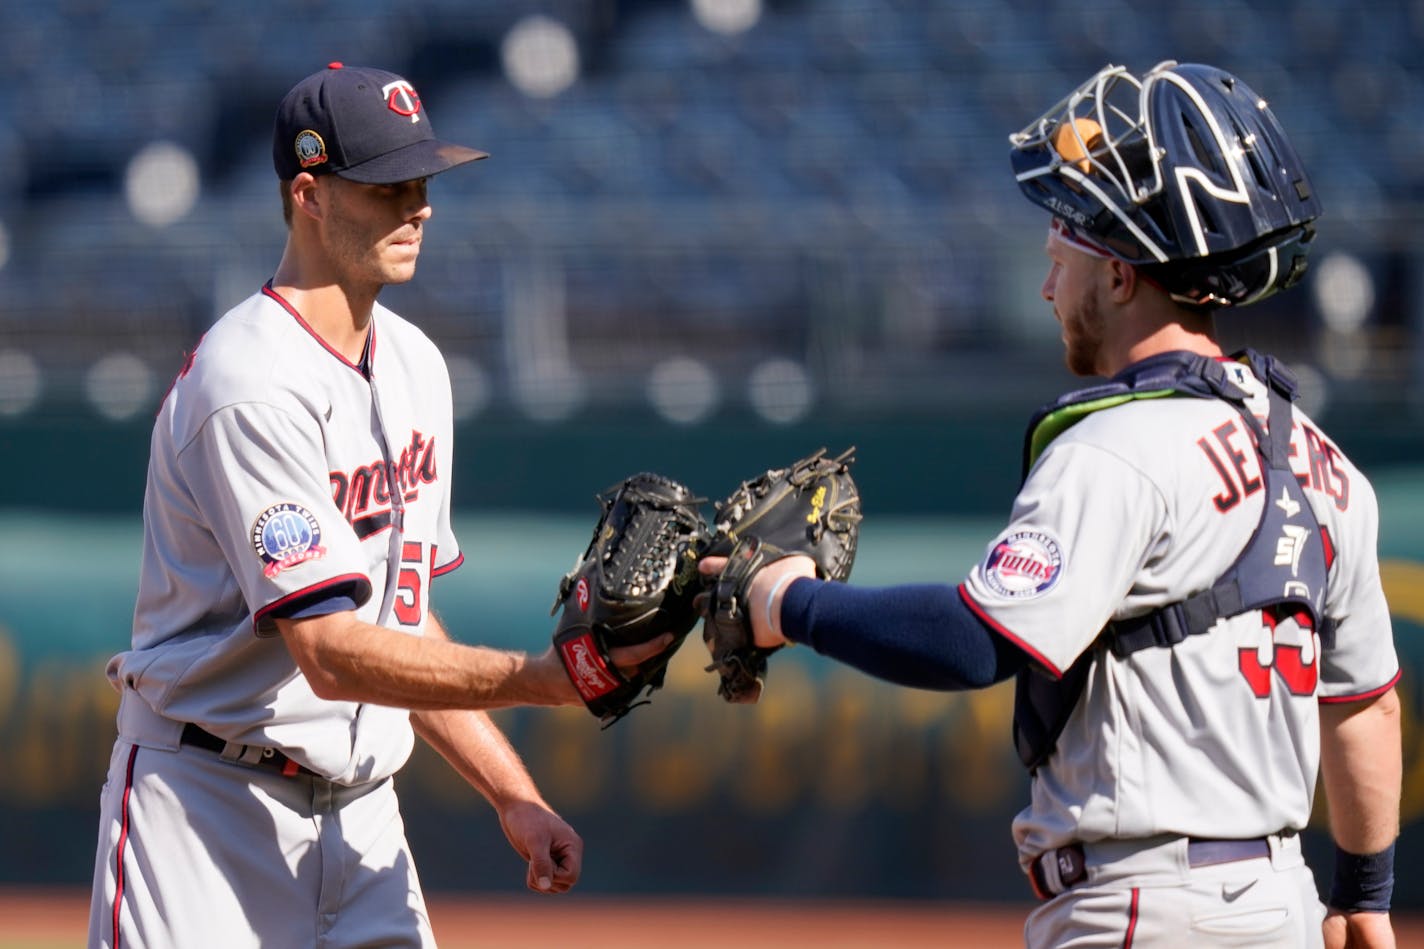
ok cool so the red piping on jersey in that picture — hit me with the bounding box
[432,551,464,578]
[261,283,375,375]
[957,584,1065,678]
[112,743,140,949]
[253,573,372,631]
[1122,887,1140,947]
[1318,669,1401,705]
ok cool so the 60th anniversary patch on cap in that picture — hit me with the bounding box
[294,129,328,170]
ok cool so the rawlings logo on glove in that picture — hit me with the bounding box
[557,633,622,702]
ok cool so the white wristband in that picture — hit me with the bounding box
[763,573,797,639]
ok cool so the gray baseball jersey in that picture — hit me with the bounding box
[108,284,461,783]
[960,359,1398,864]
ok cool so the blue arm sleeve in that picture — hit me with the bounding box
[779,579,1026,690]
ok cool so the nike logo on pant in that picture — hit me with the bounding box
[1221,880,1258,902]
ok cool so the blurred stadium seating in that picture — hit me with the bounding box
[0,0,1420,435]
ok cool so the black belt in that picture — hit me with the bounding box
[1030,836,1272,900]
[180,723,316,778]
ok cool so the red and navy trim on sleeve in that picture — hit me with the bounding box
[957,584,1064,679]
[432,551,464,578]
[253,573,372,633]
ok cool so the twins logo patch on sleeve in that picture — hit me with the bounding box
[251,502,327,579]
[983,529,1064,599]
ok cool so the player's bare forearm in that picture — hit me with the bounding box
[411,704,545,806]
[411,615,559,800]
[1320,687,1400,947]
[276,610,577,709]
[411,681,583,894]
[1320,688,1402,853]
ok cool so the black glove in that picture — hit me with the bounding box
[552,473,709,726]
[702,448,862,703]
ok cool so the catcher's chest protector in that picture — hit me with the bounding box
[1012,350,1331,771]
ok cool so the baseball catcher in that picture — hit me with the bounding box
[701,448,861,703]
[551,472,709,726]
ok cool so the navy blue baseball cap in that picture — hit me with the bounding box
[273,62,487,184]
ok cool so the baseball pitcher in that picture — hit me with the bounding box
[87,63,670,949]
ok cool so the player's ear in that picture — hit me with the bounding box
[287,173,325,223]
[1105,258,1138,304]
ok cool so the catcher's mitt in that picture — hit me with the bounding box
[552,472,709,726]
[703,447,862,703]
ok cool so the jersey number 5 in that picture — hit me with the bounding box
[394,541,427,626]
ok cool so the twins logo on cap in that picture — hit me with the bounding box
[983,529,1064,599]
[383,80,422,122]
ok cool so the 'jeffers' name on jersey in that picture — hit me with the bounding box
[1198,417,1350,515]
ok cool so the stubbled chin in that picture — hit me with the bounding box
[384,244,421,277]
[381,259,419,284]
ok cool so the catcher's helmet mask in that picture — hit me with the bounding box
[1010,60,1320,308]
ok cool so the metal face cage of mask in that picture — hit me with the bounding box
[1009,60,1322,308]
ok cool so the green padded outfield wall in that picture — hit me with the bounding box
[0,416,1420,905]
